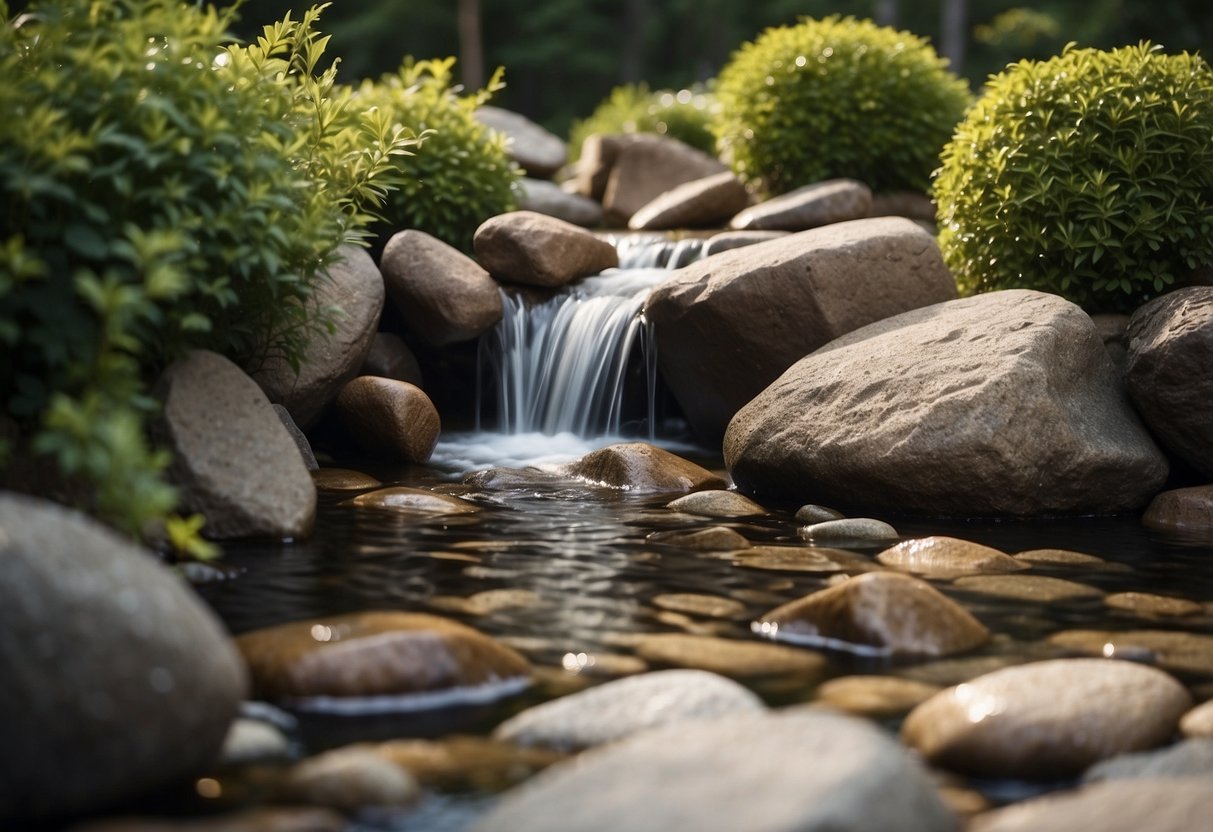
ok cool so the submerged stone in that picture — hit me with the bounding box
[953,575,1103,603]
[647,526,750,551]
[343,487,478,515]
[812,675,941,719]
[794,503,846,524]
[799,517,899,545]
[1047,629,1213,676]
[633,633,827,679]
[732,546,848,574]
[311,468,382,492]
[1104,592,1203,618]
[877,536,1028,577]
[666,489,766,518]
[651,593,748,619]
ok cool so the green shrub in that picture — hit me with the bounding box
[568,83,718,161]
[355,58,520,252]
[934,43,1213,313]
[713,15,971,196]
[0,0,414,546]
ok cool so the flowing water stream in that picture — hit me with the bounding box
[197,236,1213,830]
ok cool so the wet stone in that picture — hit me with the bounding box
[491,669,765,751]
[1142,485,1213,534]
[555,651,649,679]
[647,526,750,551]
[1181,698,1213,737]
[219,718,292,766]
[1105,591,1203,618]
[969,778,1213,832]
[653,610,740,638]
[235,611,531,710]
[902,658,1192,779]
[374,736,566,792]
[562,442,727,493]
[334,376,440,464]
[799,517,899,545]
[666,490,766,518]
[343,486,479,515]
[651,593,748,619]
[877,536,1028,577]
[731,545,847,573]
[755,572,989,658]
[428,589,542,617]
[952,574,1103,603]
[793,503,846,524]
[812,675,942,719]
[633,633,827,680]
[1013,548,1114,567]
[1047,629,1213,676]
[277,746,420,812]
[311,468,381,492]
[1082,737,1213,782]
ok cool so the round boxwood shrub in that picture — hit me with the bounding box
[355,58,520,252]
[934,43,1213,313]
[713,15,971,195]
[0,0,413,545]
[569,83,718,161]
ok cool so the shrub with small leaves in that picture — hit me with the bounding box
[568,83,718,161]
[356,58,520,252]
[713,15,971,196]
[934,43,1213,313]
[0,0,415,545]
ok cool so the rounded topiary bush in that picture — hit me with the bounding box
[356,58,520,252]
[934,43,1213,313]
[569,83,718,160]
[713,15,971,195]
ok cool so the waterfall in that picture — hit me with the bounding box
[612,235,709,270]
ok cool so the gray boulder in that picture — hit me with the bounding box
[474,210,618,287]
[380,230,503,347]
[161,350,316,539]
[518,177,603,227]
[475,709,956,832]
[250,245,384,429]
[729,178,872,231]
[0,493,247,821]
[1124,286,1213,478]
[475,105,566,179]
[627,171,750,231]
[725,290,1169,516]
[644,216,958,441]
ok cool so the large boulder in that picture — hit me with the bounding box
[1124,286,1213,478]
[250,245,384,429]
[595,134,729,225]
[473,211,618,288]
[644,216,958,441]
[475,709,956,832]
[725,290,1169,516]
[380,230,503,348]
[474,105,567,179]
[160,350,316,540]
[0,493,247,821]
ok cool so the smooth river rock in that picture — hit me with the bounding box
[474,105,567,179]
[1082,738,1213,782]
[799,517,899,545]
[475,709,957,832]
[729,178,872,231]
[1124,286,1213,477]
[473,210,618,287]
[251,245,383,428]
[333,376,440,464]
[902,658,1192,779]
[632,634,827,679]
[235,611,531,710]
[562,442,726,493]
[726,290,1169,516]
[969,779,1213,832]
[0,493,247,821]
[1181,698,1213,737]
[597,133,729,225]
[1047,628,1213,676]
[492,669,764,751]
[877,536,1028,577]
[645,216,957,441]
[628,170,750,231]
[666,489,766,518]
[755,572,989,658]
[1142,485,1213,535]
[813,675,941,719]
[277,746,421,812]
[159,350,316,540]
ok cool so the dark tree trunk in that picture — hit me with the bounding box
[874,0,900,27]
[457,0,484,89]
[940,0,968,73]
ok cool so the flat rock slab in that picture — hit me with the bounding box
[562,442,726,493]
[491,669,764,751]
[755,572,989,658]
[646,216,957,441]
[969,779,1213,832]
[160,350,316,540]
[474,210,618,287]
[475,709,956,832]
[725,289,1169,516]
[902,658,1192,779]
[730,178,872,231]
[628,171,750,231]
[632,633,827,679]
[475,105,567,179]
[952,574,1103,603]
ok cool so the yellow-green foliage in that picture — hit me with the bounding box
[0,0,415,545]
[934,43,1213,313]
[356,58,520,252]
[713,15,971,195]
[569,83,718,161]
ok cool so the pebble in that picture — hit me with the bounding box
[902,658,1192,778]
[799,518,898,545]
[969,778,1213,832]
[793,504,845,524]
[374,736,565,791]
[651,593,748,619]
[1180,698,1213,738]
[1104,591,1203,618]
[1082,737,1213,782]
[876,536,1028,577]
[1141,484,1213,534]
[428,589,542,616]
[812,675,942,718]
[952,574,1103,602]
[666,490,767,518]
[218,718,292,766]
[1013,548,1112,567]
[1047,628,1213,676]
[647,526,750,551]
[342,486,479,514]
[732,545,847,573]
[277,746,420,812]
[491,669,765,751]
[633,633,827,679]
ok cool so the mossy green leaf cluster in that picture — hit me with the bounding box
[0,0,416,545]
[355,58,520,252]
[713,15,972,196]
[934,43,1213,313]
[568,83,718,161]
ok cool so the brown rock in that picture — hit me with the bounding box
[1124,286,1213,477]
[627,171,750,230]
[311,468,381,492]
[160,350,316,540]
[970,779,1213,832]
[877,536,1028,577]
[562,442,726,493]
[601,134,728,225]
[902,658,1192,779]
[633,634,826,679]
[1181,698,1213,737]
[344,486,478,515]
[1142,485,1213,534]
[1013,548,1110,567]
[277,746,420,811]
[574,133,639,201]
[475,105,566,179]
[813,675,941,718]
[729,178,872,231]
[647,526,750,551]
[474,211,618,287]
[251,246,384,428]
[1047,629,1213,676]
[235,611,531,703]
[952,575,1102,603]
[646,216,957,441]
[651,593,748,619]
[375,736,565,791]
[361,332,423,388]
[1105,592,1203,618]
[666,490,766,518]
[732,546,848,574]
[380,230,503,347]
[726,290,1169,515]
[755,572,989,658]
[334,376,440,464]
